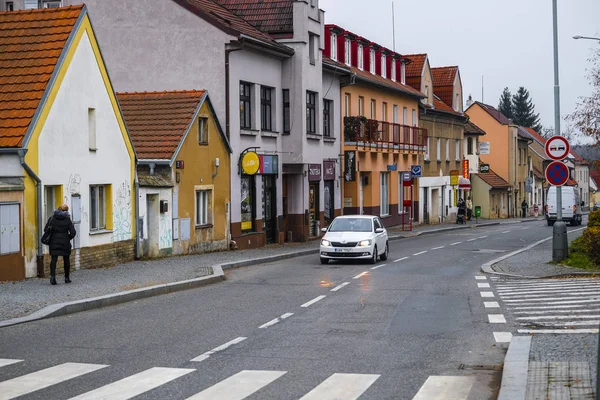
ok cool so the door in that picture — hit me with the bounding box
[147,194,160,257]
[422,188,429,225]
[71,195,81,249]
[263,175,276,244]
[309,183,319,237]
[282,175,288,242]
[324,180,334,226]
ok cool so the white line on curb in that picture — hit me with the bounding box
[330,282,349,292]
[353,271,369,279]
[191,337,247,362]
[301,295,327,308]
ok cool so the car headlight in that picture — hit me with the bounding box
[321,239,331,247]
[358,239,371,247]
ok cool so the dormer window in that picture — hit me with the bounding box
[381,54,386,78]
[425,85,429,103]
[400,63,406,84]
[357,44,363,70]
[391,60,396,82]
[455,93,460,111]
[345,38,351,66]
[330,33,337,61]
[369,49,375,74]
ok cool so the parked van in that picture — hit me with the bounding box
[545,186,582,226]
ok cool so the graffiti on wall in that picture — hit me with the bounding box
[66,174,82,196]
[112,181,132,242]
[159,214,172,249]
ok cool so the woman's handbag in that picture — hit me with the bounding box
[41,217,53,245]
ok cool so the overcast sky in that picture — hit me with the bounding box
[320,0,599,140]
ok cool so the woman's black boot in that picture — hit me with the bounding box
[50,276,57,285]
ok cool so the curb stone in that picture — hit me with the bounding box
[497,336,531,400]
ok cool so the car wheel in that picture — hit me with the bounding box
[320,257,329,265]
[380,242,389,261]
[370,246,378,264]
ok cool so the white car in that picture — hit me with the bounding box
[319,215,389,264]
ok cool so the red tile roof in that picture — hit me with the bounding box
[349,63,425,99]
[117,90,206,160]
[566,178,578,186]
[524,127,546,144]
[172,0,291,53]
[433,97,461,115]
[0,5,83,148]
[471,101,513,125]
[476,170,511,189]
[431,66,458,107]
[532,166,544,179]
[404,54,426,91]
[211,0,293,34]
[465,121,486,135]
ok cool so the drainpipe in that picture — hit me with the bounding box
[225,44,243,138]
[134,169,140,260]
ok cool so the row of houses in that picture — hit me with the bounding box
[0,0,597,281]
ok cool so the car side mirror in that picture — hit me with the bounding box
[321,228,328,233]
[375,228,384,233]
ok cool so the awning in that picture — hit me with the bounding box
[459,177,471,189]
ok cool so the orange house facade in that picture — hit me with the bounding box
[324,25,427,227]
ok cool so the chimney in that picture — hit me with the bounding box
[466,94,473,108]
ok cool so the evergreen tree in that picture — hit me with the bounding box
[498,87,513,120]
[511,87,542,132]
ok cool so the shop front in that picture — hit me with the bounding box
[308,163,321,237]
[323,160,336,227]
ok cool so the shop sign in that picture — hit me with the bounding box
[462,159,469,179]
[410,165,422,178]
[387,164,397,171]
[323,160,336,180]
[241,151,260,175]
[479,142,490,155]
[308,163,321,181]
[479,163,490,173]
[344,151,356,182]
[450,170,459,186]
[259,155,278,175]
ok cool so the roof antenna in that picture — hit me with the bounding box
[392,1,396,52]
[481,75,484,103]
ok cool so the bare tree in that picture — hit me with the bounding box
[569,47,600,146]
[541,122,580,144]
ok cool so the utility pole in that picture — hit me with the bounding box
[391,1,396,52]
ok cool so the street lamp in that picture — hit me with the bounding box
[573,35,600,41]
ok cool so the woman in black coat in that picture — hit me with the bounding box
[45,203,77,285]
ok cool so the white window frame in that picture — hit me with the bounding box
[43,0,62,8]
[330,33,337,61]
[393,105,398,123]
[401,63,406,84]
[195,189,211,226]
[382,102,387,122]
[344,93,350,117]
[445,139,450,161]
[44,185,58,222]
[380,172,390,216]
[198,117,208,144]
[370,99,376,119]
[412,109,417,127]
[345,38,351,66]
[381,54,387,78]
[391,60,396,82]
[455,93,460,111]
[88,108,96,151]
[436,138,441,161]
[455,139,461,161]
[90,185,107,232]
[358,96,364,116]
[370,49,375,74]
[403,107,408,125]
[357,44,364,70]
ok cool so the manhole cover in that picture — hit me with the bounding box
[472,249,507,253]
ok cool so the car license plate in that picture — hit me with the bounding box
[334,248,353,252]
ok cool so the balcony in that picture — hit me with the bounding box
[343,116,427,153]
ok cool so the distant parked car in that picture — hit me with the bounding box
[594,202,600,211]
[319,215,388,264]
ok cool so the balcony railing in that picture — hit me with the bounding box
[343,116,427,153]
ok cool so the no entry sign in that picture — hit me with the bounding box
[545,161,569,186]
[545,136,570,161]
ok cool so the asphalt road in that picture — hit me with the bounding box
[0,220,584,400]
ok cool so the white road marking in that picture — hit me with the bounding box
[522,227,529,230]
[475,276,487,280]
[301,295,327,307]
[518,329,599,334]
[450,242,462,246]
[496,281,600,289]
[499,289,600,298]
[394,257,409,262]
[352,271,369,279]
[478,236,488,239]
[514,309,600,314]
[502,231,511,234]
[516,315,600,320]
[68,367,194,400]
[488,314,506,323]
[484,302,500,308]
[480,292,495,298]
[431,246,445,250]
[412,376,474,400]
[0,363,108,400]
[477,283,490,288]
[299,373,380,400]
[519,320,600,326]
[191,337,247,362]
[513,304,596,310]
[186,370,287,400]
[493,332,513,343]
[467,238,477,242]
[503,296,600,303]
[413,251,427,256]
[0,359,22,368]
[258,313,293,329]
[330,282,349,292]
[370,264,386,270]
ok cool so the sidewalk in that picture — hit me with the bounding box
[483,224,600,399]
[0,216,538,327]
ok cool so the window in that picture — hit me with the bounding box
[380,172,389,216]
[240,82,252,129]
[195,190,211,226]
[88,108,96,151]
[283,89,290,134]
[357,44,363,70]
[381,54,387,78]
[412,109,417,126]
[90,185,107,231]
[455,140,461,161]
[323,99,333,137]
[306,91,317,134]
[6,2,14,11]
[344,93,350,117]
[393,105,398,123]
[400,62,406,84]
[198,117,208,144]
[330,33,337,61]
[43,1,62,7]
[370,99,376,119]
[445,139,450,161]
[358,96,364,116]
[467,137,473,155]
[260,86,272,131]
[44,185,62,222]
[309,34,316,65]
[455,93,460,111]
[391,60,396,82]
[345,38,351,66]
[382,102,387,122]
[403,107,408,125]
[24,0,37,9]
[370,49,375,74]
[374,218,382,230]
[436,138,441,161]
[241,176,255,232]
[425,137,430,161]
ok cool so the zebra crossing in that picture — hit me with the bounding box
[489,276,600,334]
[0,358,477,399]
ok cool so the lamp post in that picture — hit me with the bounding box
[573,35,600,41]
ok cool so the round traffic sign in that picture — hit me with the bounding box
[545,136,570,161]
[545,161,569,186]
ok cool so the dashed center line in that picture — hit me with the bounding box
[394,257,409,262]
[478,236,488,239]
[370,263,386,270]
[191,337,247,362]
[431,246,445,250]
[413,251,427,256]
[258,313,294,329]
[353,271,369,279]
[450,242,462,246]
[466,238,477,242]
[330,282,350,292]
[301,295,327,308]
[502,231,511,234]
[522,227,529,230]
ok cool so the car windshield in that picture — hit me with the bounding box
[328,218,373,232]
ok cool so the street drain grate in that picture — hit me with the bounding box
[459,364,503,371]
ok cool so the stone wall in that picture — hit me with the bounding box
[44,240,135,277]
